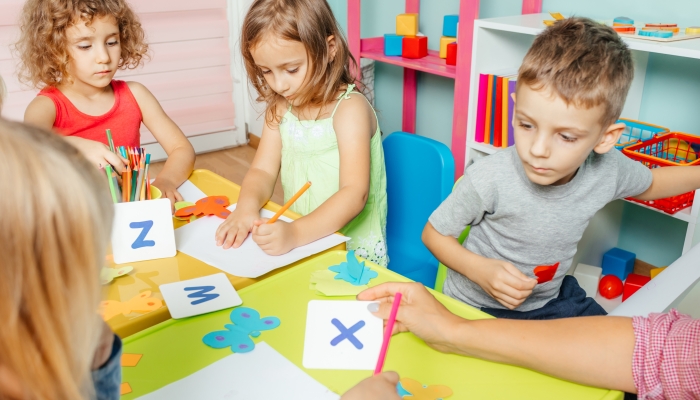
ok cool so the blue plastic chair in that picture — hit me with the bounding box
[383,132,455,287]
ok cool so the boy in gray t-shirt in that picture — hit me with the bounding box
[424,18,700,318]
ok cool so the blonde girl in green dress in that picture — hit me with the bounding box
[215,0,388,267]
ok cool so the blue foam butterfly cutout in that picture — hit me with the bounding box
[328,250,378,286]
[202,307,281,353]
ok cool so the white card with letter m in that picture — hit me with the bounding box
[111,198,176,264]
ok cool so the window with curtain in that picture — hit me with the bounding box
[0,0,236,146]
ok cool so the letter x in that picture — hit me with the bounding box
[330,318,365,349]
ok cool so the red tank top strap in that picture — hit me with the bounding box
[38,80,143,148]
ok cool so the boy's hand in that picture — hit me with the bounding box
[340,372,401,400]
[152,177,183,209]
[216,208,260,249]
[251,218,297,255]
[65,136,128,173]
[472,259,537,310]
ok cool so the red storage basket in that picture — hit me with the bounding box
[622,132,700,214]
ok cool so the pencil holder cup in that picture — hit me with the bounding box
[150,185,163,200]
[110,198,176,264]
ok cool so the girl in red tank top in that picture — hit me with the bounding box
[18,0,194,205]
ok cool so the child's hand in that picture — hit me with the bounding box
[215,208,259,249]
[65,136,128,173]
[91,320,116,370]
[152,177,183,209]
[473,259,537,310]
[340,372,401,400]
[251,218,298,255]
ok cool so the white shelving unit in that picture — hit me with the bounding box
[464,14,700,313]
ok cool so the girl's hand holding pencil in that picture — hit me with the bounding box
[251,218,298,255]
[65,136,128,173]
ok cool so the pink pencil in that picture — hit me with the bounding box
[374,292,402,375]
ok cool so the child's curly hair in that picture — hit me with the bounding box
[15,0,148,89]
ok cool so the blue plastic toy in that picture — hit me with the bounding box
[443,15,459,37]
[384,34,403,56]
[602,248,636,281]
[383,132,455,287]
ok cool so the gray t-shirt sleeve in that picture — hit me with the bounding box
[612,149,653,199]
[428,172,489,237]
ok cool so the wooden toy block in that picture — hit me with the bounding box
[439,36,456,58]
[402,36,427,59]
[443,15,459,37]
[573,263,602,298]
[622,273,651,301]
[650,266,667,279]
[384,34,403,56]
[446,42,457,65]
[396,13,419,36]
[602,247,635,281]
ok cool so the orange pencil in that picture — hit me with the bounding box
[267,181,311,224]
[125,166,132,202]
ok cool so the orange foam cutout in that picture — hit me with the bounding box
[121,353,143,367]
[120,383,132,395]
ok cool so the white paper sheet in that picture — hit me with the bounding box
[174,204,349,278]
[176,180,208,203]
[136,342,339,400]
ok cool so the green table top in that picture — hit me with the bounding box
[121,251,622,400]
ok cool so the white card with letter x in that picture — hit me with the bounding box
[303,300,383,370]
[160,273,242,319]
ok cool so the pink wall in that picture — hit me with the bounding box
[0,0,235,144]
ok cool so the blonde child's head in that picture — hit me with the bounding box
[241,0,357,123]
[15,0,148,89]
[0,120,113,399]
[512,17,633,186]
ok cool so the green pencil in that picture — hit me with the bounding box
[105,129,115,153]
[105,165,118,204]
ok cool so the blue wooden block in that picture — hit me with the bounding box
[443,15,459,37]
[602,248,636,281]
[384,34,403,56]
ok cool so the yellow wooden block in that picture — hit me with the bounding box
[396,13,419,36]
[650,267,667,279]
[543,20,556,26]
[549,12,565,20]
[439,36,456,58]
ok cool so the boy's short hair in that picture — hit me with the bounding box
[518,17,633,126]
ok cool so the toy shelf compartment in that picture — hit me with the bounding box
[623,132,700,214]
[360,37,457,79]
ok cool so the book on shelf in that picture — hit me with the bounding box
[474,70,518,148]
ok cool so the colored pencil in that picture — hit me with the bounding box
[267,181,311,224]
[105,165,118,204]
[105,129,115,153]
[374,292,402,375]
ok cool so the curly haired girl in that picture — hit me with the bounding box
[17,0,194,206]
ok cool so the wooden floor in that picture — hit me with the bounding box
[148,145,285,204]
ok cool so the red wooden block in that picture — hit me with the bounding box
[622,273,651,301]
[446,42,458,65]
[402,36,428,59]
